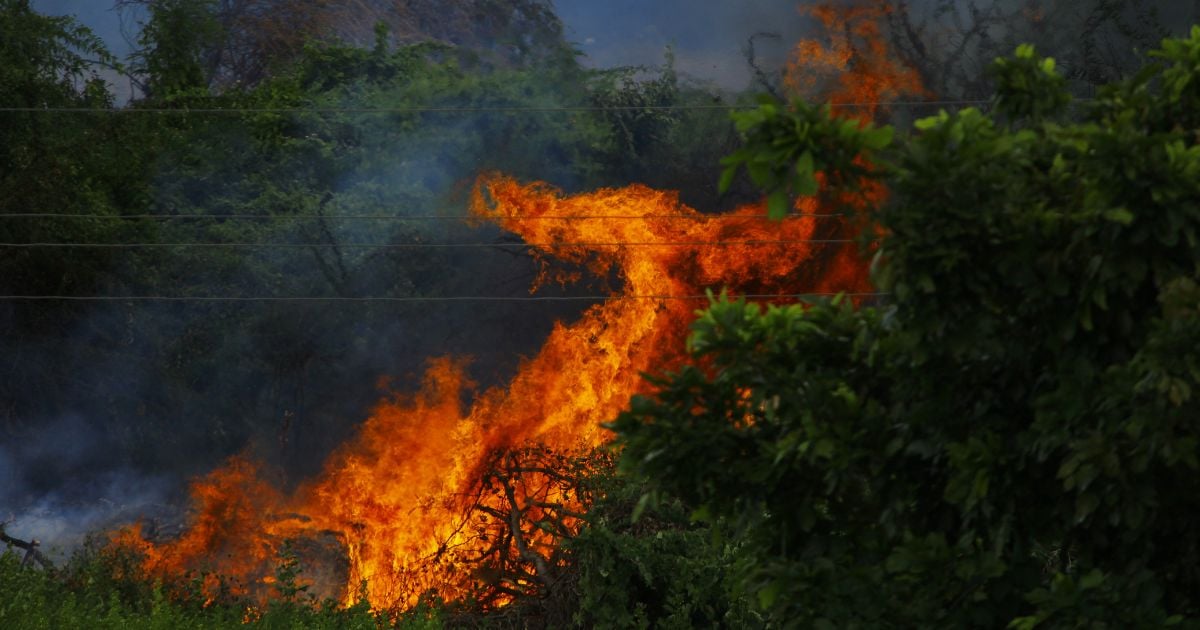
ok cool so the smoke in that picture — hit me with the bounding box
[7,0,804,560]
[8,0,1197,577]
[0,414,175,558]
[0,56,606,553]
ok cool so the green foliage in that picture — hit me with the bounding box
[587,57,751,211]
[0,0,160,347]
[0,542,448,629]
[0,0,116,94]
[991,44,1072,121]
[718,97,893,218]
[565,461,756,629]
[133,0,222,99]
[612,28,1200,628]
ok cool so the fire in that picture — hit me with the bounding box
[112,0,921,612]
[117,181,865,609]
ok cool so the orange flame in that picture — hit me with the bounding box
[786,1,927,118]
[116,182,866,608]
[113,1,922,612]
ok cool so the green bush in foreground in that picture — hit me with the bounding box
[613,26,1200,629]
[564,461,757,629]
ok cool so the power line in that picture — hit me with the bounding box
[0,99,996,115]
[0,239,867,249]
[0,212,858,220]
[0,293,888,303]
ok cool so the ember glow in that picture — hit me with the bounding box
[112,1,920,612]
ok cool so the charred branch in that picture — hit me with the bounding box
[499,474,555,593]
[1,525,53,570]
[392,444,605,610]
[527,501,588,522]
[743,32,783,100]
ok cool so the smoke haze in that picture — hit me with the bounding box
[13,0,1200,557]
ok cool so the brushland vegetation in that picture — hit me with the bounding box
[3,0,1200,627]
[0,538,439,628]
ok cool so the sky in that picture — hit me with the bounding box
[553,0,808,89]
[30,0,810,91]
[31,0,141,55]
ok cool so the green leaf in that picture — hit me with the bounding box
[718,166,737,194]
[973,471,990,500]
[794,169,819,197]
[1008,616,1040,630]
[767,190,791,220]
[1104,207,1134,225]
[1078,569,1105,590]
[757,580,783,609]
[795,150,814,177]
[914,115,942,131]
[746,161,771,185]
[632,492,654,523]
[861,125,895,150]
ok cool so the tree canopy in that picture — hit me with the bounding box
[612,25,1200,629]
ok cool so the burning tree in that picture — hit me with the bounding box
[106,1,923,617]
[450,445,605,614]
[112,166,875,610]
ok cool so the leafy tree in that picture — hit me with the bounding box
[128,0,223,99]
[0,0,147,312]
[121,0,576,91]
[564,460,757,629]
[612,26,1200,628]
[0,1,163,457]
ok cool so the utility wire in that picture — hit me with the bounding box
[8,98,1105,117]
[0,293,888,303]
[0,99,997,114]
[0,212,858,220]
[0,239,869,249]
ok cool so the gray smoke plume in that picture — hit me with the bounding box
[1,413,176,559]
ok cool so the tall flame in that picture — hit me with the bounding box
[113,1,921,612]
